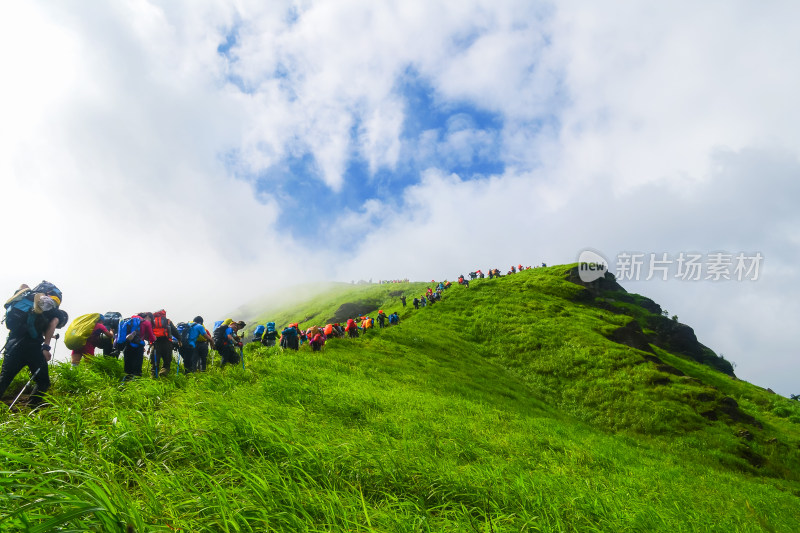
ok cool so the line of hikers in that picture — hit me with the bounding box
[0,283,263,406]
[464,263,545,281]
[250,309,402,352]
[2,266,544,407]
[63,311,251,381]
[0,281,409,407]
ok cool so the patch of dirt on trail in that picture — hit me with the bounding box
[327,301,380,324]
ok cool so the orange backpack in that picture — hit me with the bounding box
[153,313,170,338]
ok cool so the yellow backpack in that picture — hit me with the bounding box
[65,313,102,350]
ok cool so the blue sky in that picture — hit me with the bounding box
[228,68,507,244]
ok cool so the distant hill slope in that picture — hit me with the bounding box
[1,265,799,531]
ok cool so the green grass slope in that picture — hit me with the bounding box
[1,266,799,532]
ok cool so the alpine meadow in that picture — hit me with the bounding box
[2,265,799,532]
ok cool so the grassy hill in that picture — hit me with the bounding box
[1,265,799,531]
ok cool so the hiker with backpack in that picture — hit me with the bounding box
[388,312,399,325]
[150,310,181,377]
[194,322,213,371]
[299,328,308,347]
[400,296,407,307]
[261,322,278,347]
[116,312,156,380]
[96,312,122,357]
[377,310,386,328]
[309,331,325,352]
[333,323,345,338]
[179,317,214,372]
[1,282,68,407]
[176,322,195,372]
[345,318,358,338]
[280,324,300,350]
[360,316,373,333]
[412,297,420,310]
[213,320,245,366]
[66,313,113,366]
[252,324,266,343]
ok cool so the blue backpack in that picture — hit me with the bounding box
[266,322,276,333]
[177,322,192,346]
[254,324,266,337]
[116,316,143,348]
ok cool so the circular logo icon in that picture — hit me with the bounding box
[578,249,609,282]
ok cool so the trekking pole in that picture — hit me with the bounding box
[240,344,245,370]
[9,368,40,411]
[176,351,181,376]
[49,333,60,367]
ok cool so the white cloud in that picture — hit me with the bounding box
[0,1,316,324]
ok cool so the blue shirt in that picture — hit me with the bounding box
[187,322,207,347]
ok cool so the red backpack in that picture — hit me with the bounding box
[153,312,170,338]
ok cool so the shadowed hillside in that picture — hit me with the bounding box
[1,265,799,531]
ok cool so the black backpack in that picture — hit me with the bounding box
[213,324,229,347]
[103,311,122,331]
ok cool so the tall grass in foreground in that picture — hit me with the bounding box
[1,268,799,531]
